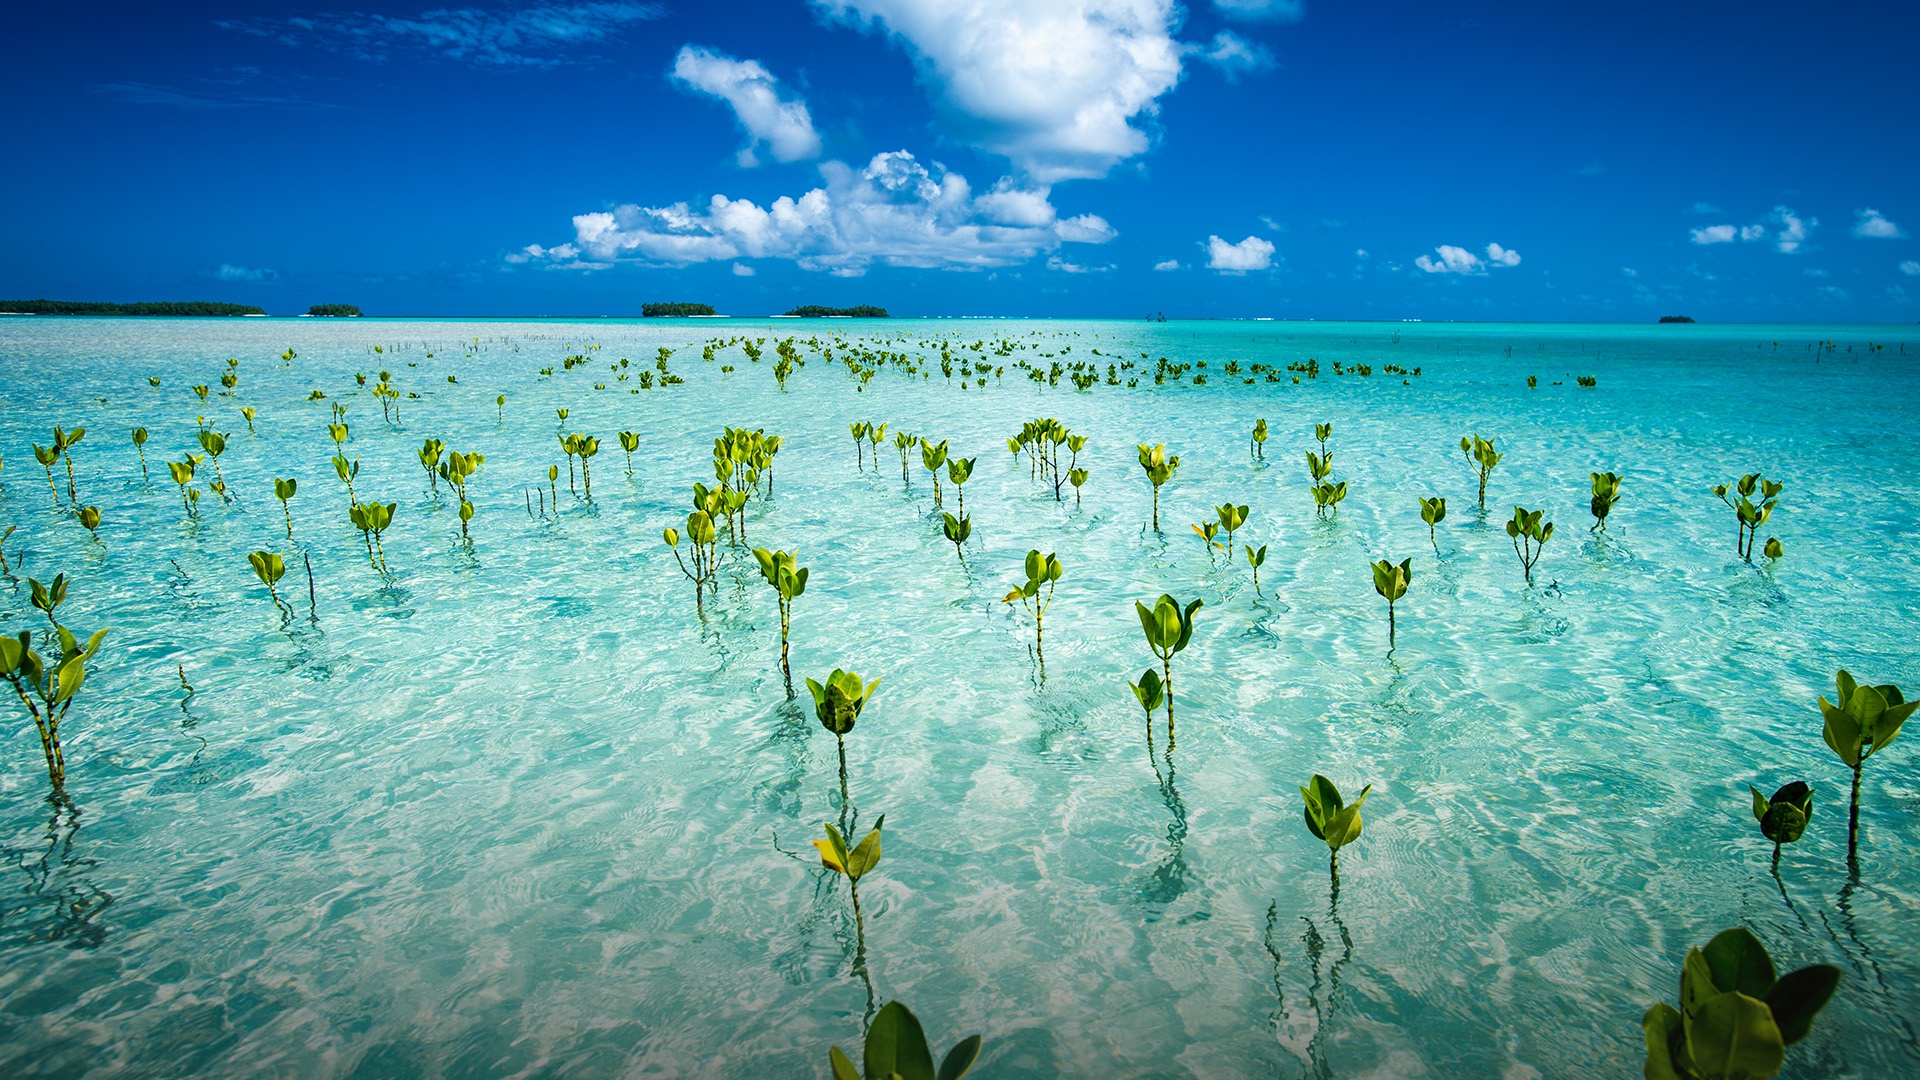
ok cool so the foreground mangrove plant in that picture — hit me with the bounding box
[1136,593,1200,743]
[1300,773,1369,885]
[1460,433,1502,512]
[751,547,808,691]
[1818,669,1915,867]
[1371,557,1411,648]
[3,596,109,791]
[1001,549,1062,665]
[1137,443,1179,530]
[1506,505,1554,582]
[1748,781,1812,869]
[1711,473,1783,562]
[1590,471,1623,530]
[1640,927,1838,1080]
[828,1000,981,1080]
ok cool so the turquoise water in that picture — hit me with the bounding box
[0,316,1916,1078]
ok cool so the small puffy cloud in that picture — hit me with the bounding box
[1853,208,1905,239]
[1621,267,1638,277]
[1046,255,1113,273]
[517,150,1114,275]
[1771,205,1814,253]
[1691,224,1737,245]
[1207,234,1275,273]
[1485,242,1521,267]
[1197,30,1274,80]
[1213,0,1305,21]
[1153,258,1182,271]
[1259,215,1285,232]
[672,46,821,166]
[1901,260,1920,276]
[732,262,756,276]
[1416,245,1482,274]
[1739,224,1766,241]
[816,0,1185,182]
[215,263,274,281]
[1354,248,1368,258]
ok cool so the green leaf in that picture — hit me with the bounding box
[1749,786,1770,824]
[1763,964,1840,1045]
[1701,928,1776,1000]
[55,655,86,703]
[936,1035,983,1080]
[1641,1002,1685,1080]
[830,1046,861,1080]
[866,1001,937,1080]
[0,635,20,674]
[1684,991,1785,1080]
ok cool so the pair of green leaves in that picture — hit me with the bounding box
[1372,558,1411,602]
[1137,443,1178,487]
[921,438,950,472]
[1301,774,1369,853]
[751,548,809,600]
[1819,669,1915,768]
[815,815,884,883]
[1641,928,1839,1080]
[348,501,396,534]
[275,477,298,502]
[1129,668,1165,716]
[1749,782,1812,845]
[807,668,880,736]
[946,456,976,487]
[249,550,286,588]
[1419,496,1447,528]
[618,431,640,453]
[1136,594,1200,661]
[941,512,971,545]
[828,999,980,1080]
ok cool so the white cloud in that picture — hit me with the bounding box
[815,0,1185,182]
[1739,224,1766,241]
[1901,260,1920,276]
[1198,30,1274,80]
[1621,267,1638,277]
[517,150,1114,275]
[1047,255,1113,273]
[1771,205,1814,253]
[672,46,821,166]
[1213,0,1304,20]
[1258,214,1285,232]
[732,262,756,276]
[1153,258,1182,270]
[1485,242,1521,267]
[215,263,274,281]
[1207,234,1275,273]
[1416,245,1482,274]
[1354,248,1368,258]
[1690,224,1737,245]
[1853,208,1905,239]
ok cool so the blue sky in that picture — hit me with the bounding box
[3,0,1915,320]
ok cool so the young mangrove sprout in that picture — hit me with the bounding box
[576,435,599,500]
[2,610,109,790]
[808,668,880,816]
[946,456,976,515]
[167,458,198,516]
[828,1000,981,1080]
[1300,773,1370,882]
[1590,472,1623,531]
[1136,593,1200,742]
[248,550,289,611]
[195,429,229,492]
[1640,927,1839,1080]
[894,430,915,485]
[1818,669,1915,867]
[1763,537,1784,560]
[1251,418,1268,461]
[866,422,888,466]
[849,422,869,470]
[241,406,256,434]
[1129,668,1165,727]
[53,427,85,503]
[921,438,950,505]
[814,814,886,977]
[1069,466,1089,506]
[1371,557,1411,648]
[332,454,360,509]
[30,574,68,631]
[1749,781,1813,869]
[1191,520,1224,559]
[559,433,579,494]
[273,478,298,540]
[940,511,971,561]
[1505,505,1554,583]
[349,501,397,572]
[1001,549,1062,663]
[131,427,149,480]
[496,394,506,423]
[751,547,808,691]
[1305,428,1342,518]
[1419,496,1446,547]
[417,439,445,493]
[618,431,639,475]
[77,506,101,543]
[33,443,60,503]
[1711,473,1783,562]
[1136,443,1179,531]
[438,451,484,538]
[664,511,718,612]
[1216,503,1248,550]
[1246,544,1267,593]
[1460,433,1503,512]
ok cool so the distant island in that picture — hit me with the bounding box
[308,304,361,317]
[0,298,266,316]
[785,305,889,318]
[642,302,718,317]
[1658,315,1696,323]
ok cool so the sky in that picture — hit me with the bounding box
[2,0,1916,321]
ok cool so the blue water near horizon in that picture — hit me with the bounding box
[0,317,1915,1078]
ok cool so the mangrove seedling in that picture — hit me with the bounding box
[438,451,485,538]
[1311,479,1348,518]
[894,430,915,485]
[30,574,68,631]
[131,427,149,480]
[664,512,718,611]
[751,547,808,689]
[1640,927,1840,1080]
[1129,667,1165,724]
[1136,443,1179,530]
[1136,593,1201,741]
[577,435,599,500]
[1749,782,1813,868]
[1763,537,1784,560]
[559,433,579,494]
[1191,520,1223,559]
[849,422,869,469]
[1001,549,1062,661]
[618,431,639,474]
[808,668,880,811]
[77,506,101,542]
[1460,433,1503,512]
[1216,503,1248,550]
[1419,496,1446,547]
[940,511,971,561]
[1069,466,1089,506]
[417,438,445,493]
[1505,505,1554,583]
[194,430,228,490]
[867,422,889,466]
[1590,472,1623,531]
[1300,773,1370,879]
[1711,474,1783,562]
[1251,418,1268,461]
[814,814,886,965]
[328,421,349,448]
[828,999,981,1080]
[248,550,288,610]
[331,454,360,508]
[1246,544,1267,593]
[1371,558,1411,648]
[946,456,976,515]
[2,616,109,790]
[1818,669,1916,866]
[53,427,85,503]
[275,477,298,539]
[921,438,950,505]
[556,407,568,426]
[241,406,256,434]
[167,458,197,516]
[496,394,505,422]
[349,501,396,572]
[33,443,60,503]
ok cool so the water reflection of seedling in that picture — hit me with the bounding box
[417,439,445,493]
[1711,473,1783,562]
[828,999,980,1080]
[1136,593,1200,743]
[1001,549,1061,666]
[752,547,808,692]
[130,427,149,481]
[1460,434,1503,512]
[1818,669,1915,868]
[946,456,975,515]
[1370,557,1411,648]
[1419,496,1446,547]
[1590,472,1623,531]
[618,431,639,474]
[274,478,298,540]
[940,511,971,561]
[1300,773,1370,884]
[921,438,950,505]
[77,507,101,543]
[1640,927,1839,1080]
[1251,418,1268,461]
[1749,781,1812,869]
[2,603,109,791]
[348,501,396,571]
[1136,443,1179,531]
[167,458,198,516]
[248,550,290,613]
[1505,505,1553,583]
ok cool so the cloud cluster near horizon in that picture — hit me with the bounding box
[1689,206,1816,253]
[1415,242,1520,274]
[672,46,821,166]
[511,151,1114,275]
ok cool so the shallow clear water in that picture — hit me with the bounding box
[0,316,1916,1079]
